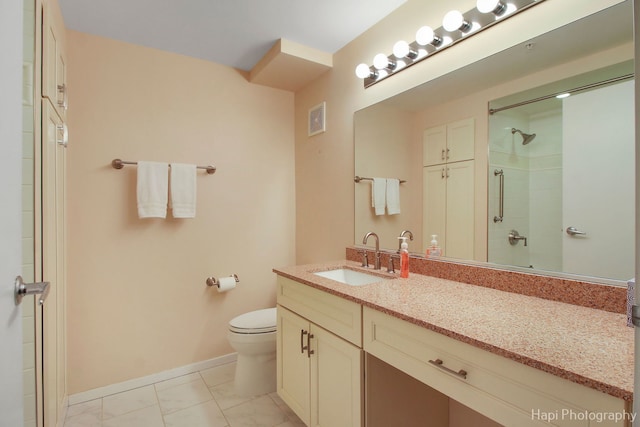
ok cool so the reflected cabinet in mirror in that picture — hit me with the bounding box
[354,1,634,284]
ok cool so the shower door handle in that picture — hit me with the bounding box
[493,169,504,223]
[566,227,587,236]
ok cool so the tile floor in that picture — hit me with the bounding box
[63,362,305,427]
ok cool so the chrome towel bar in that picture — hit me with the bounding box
[111,158,216,175]
[354,176,406,184]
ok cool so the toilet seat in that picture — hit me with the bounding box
[229,307,277,334]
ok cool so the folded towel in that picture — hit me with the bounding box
[137,161,169,218]
[386,178,401,215]
[170,163,197,218]
[371,178,386,216]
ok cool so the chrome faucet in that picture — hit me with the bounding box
[362,232,381,270]
[397,230,414,252]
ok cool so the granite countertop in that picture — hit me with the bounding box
[273,260,634,401]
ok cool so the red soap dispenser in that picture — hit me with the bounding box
[398,236,409,278]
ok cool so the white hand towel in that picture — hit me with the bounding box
[170,163,197,218]
[137,161,169,219]
[371,178,386,216]
[386,178,401,215]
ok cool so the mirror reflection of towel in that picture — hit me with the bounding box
[386,178,400,215]
[372,178,386,216]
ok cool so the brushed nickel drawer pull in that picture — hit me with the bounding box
[429,358,467,379]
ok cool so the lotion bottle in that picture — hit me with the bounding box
[398,236,409,278]
[426,235,442,258]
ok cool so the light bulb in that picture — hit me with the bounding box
[393,41,409,58]
[477,0,506,15]
[442,10,470,32]
[373,53,391,70]
[355,63,373,79]
[416,26,435,46]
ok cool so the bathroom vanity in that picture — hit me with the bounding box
[274,258,633,427]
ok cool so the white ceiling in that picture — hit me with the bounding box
[58,0,407,71]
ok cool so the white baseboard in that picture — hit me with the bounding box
[67,353,238,406]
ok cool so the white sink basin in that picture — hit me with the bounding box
[313,268,386,286]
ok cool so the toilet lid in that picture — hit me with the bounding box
[229,307,277,334]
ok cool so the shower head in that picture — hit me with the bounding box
[511,128,536,145]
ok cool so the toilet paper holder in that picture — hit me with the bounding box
[206,274,239,288]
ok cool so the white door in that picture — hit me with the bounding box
[0,0,25,425]
[562,80,635,281]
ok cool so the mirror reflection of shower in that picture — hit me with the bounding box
[487,63,635,281]
[511,128,536,145]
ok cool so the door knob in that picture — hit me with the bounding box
[566,226,587,237]
[14,276,50,306]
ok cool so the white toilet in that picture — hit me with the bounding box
[227,307,277,396]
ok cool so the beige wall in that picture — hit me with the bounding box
[65,31,295,394]
[354,104,419,250]
[294,0,623,263]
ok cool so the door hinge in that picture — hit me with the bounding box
[631,305,640,327]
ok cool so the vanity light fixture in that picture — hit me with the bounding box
[477,0,508,16]
[373,53,397,70]
[442,10,472,33]
[415,26,443,48]
[355,0,544,88]
[393,40,418,60]
[355,63,377,79]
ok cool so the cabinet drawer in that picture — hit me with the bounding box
[277,276,362,346]
[363,307,627,427]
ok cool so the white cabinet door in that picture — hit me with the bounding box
[423,165,447,253]
[446,118,475,163]
[423,119,474,167]
[277,306,311,426]
[423,125,447,167]
[423,161,475,258]
[310,325,362,427]
[445,160,475,260]
[278,304,363,427]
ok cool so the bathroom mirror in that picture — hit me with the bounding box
[354,1,634,284]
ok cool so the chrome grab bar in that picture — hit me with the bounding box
[493,169,504,223]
